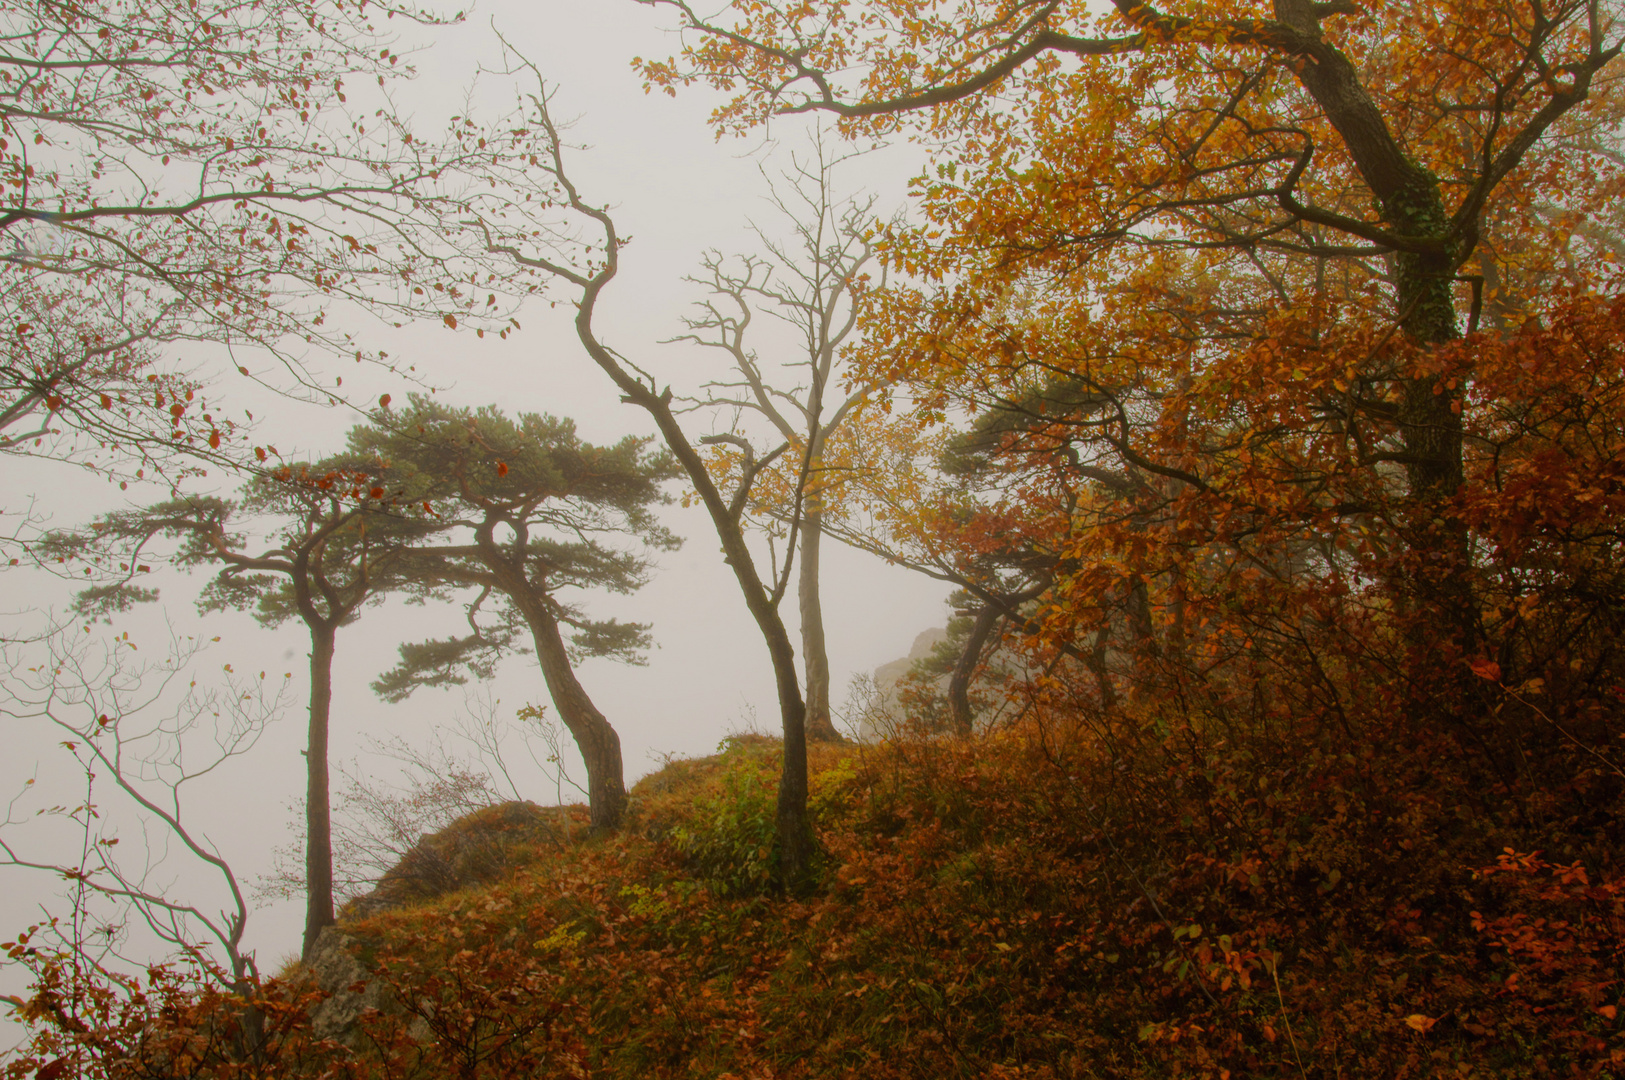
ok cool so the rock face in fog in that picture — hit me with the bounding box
[858,625,1033,739]
[871,628,950,700]
[853,627,949,740]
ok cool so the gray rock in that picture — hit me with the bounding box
[305,926,387,1045]
[304,800,550,1045]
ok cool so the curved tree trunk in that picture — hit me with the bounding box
[471,522,628,830]
[561,191,813,891]
[524,598,628,831]
[301,622,337,960]
[611,375,813,886]
[798,505,841,743]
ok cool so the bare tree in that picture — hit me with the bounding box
[0,0,585,483]
[673,138,887,743]
[468,49,819,888]
[0,623,291,992]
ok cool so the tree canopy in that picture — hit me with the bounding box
[0,0,571,482]
[347,394,681,830]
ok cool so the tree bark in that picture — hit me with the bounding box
[522,597,628,831]
[301,622,337,961]
[472,524,628,831]
[798,504,841,743]
[949,604,1002,737]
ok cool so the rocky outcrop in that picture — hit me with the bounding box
[345,799,552,918]
[305,799,554,1045]
[306,926,391,1045]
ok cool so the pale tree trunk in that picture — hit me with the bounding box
[798,502,841,743]
[301,622,337,960]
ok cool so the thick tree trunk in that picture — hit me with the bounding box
[1387,192,1477,640]
[1393,246,1466,498]
[798,506,841,743]
[522,597,628,831]
[473,529,627,831]
[1278,20,1474,633]
[467,519,627,830]
[301,623,337,961]
[1273,0,1467,508]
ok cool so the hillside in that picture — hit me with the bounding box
[8,703,1623,1080]
[271,724,1623,1078]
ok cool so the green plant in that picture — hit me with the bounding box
[669,738,781,897]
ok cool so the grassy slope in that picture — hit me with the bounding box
[338,724,1625,1080]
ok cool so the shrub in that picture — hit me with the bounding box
[668,737,781,897]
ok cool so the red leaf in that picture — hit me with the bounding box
[379,393,392,409]
[1468,659,1502,682]
[36,1056,73,1080]
[496,461,509,477]
[443,313,458,329]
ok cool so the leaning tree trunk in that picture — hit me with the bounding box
[798,504,842,743]
[619,377,813,887]
[472,524,628,830]
[565,204,813,890]
[524,600,628,831]
[301,620,338,960]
